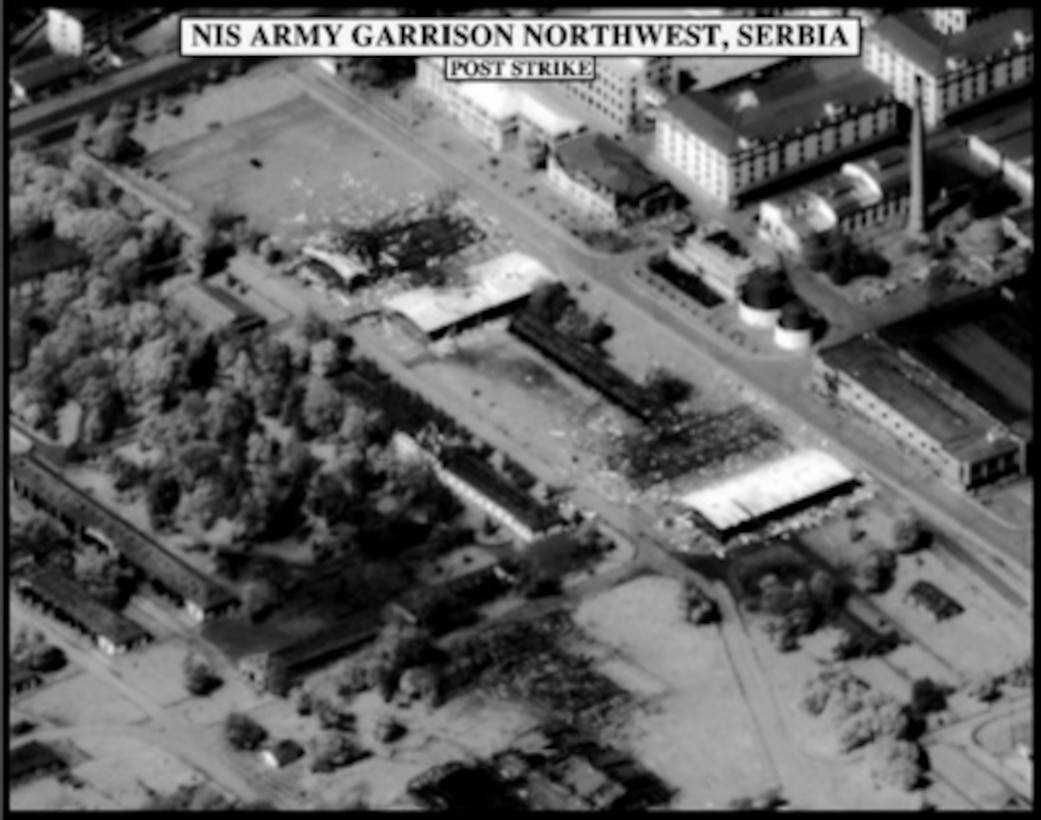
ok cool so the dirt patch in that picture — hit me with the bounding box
[20,672,148,728]
[573,575,775,809]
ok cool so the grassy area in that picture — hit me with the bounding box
[145,94,443,242]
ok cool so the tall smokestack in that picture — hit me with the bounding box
[907,75,927,239]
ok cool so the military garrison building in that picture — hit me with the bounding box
[656,57,907,206]
[813,277,1033,491]
[11,454,240,621]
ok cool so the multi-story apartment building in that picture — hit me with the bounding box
[557,57,674,136]
[655,58,905,206]
[864,8,1033,128]
[923,7,999,35]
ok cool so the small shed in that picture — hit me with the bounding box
[260,739,305,769]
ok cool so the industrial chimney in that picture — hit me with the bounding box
[906,75,928,240]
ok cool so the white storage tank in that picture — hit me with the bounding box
[773,299,815,351]
[738,271,788,328]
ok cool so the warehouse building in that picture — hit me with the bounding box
[813,278,1033,491]
[680,450,859,540]
[656,58,906,206]
[863,9,1033,128]
[383,251,557,341]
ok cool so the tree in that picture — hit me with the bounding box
[890,514,925,554]
[224,712,268,751]
[306,471,355,528]
[909,678,948,718]
[11,516,76,572]
[26,644,67,673]
[526,281,574,325]
[644,367,693,411]
[838,694,909,752]
[183,652,222,696]
[869,738,923,791]
[302,376,346,438]
[759,578,794,616]
[242,578,282,623]
[966,673,1002,703]
[858,548,897,594]
[145,470,182,529]
[207,389,257,451]
[808,569,841,611]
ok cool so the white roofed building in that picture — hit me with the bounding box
[680,450,858,538]
[382,251,557,340]
[417,58,584,151]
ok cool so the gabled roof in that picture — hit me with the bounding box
[12,455,240,612]
[870,8,1034,76]
[553,132,667,202]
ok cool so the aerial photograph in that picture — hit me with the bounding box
[6,5,1033,812]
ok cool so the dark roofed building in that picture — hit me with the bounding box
[11,455,240,621]
[434,448,563,543]
[9,237,91,287]
[548,132,682,224]
[238,609,384,696]
[657,58,906,205]
[170,280,267,336]
[10,741,68,787]
[813,277,1032,490]
[10,53,90,102]
[16,567,153,655]
[864,9,1034,127]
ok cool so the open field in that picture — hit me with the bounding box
[19,671,148,728]
[146,94,443,242]
[572,575,775,809]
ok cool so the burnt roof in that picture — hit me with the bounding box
[17,567,152,647]
[553,132,668,202]
[12,455,239,612]
[269,609,383,671]
[662,58,893,154]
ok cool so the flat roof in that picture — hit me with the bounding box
[819,322,1030,461]
[870,9,1034,75]
[519,90,585,139]
[384,251,557,337]
[553,132,667,201]
[662,58,892,153]
[680,449,857,533]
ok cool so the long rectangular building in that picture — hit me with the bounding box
[813,278,1033,490]
[656,58,906,206]
[864,9,1033,128]
[16,568,152,656]
[10,455,240,621]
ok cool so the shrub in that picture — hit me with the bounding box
[225,712,268,750]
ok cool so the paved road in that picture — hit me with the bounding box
[293,63,1031,608]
